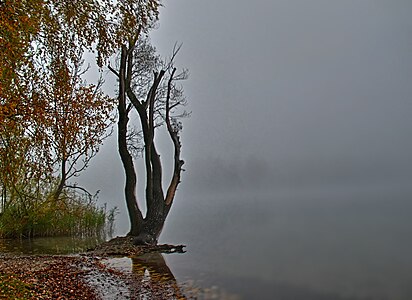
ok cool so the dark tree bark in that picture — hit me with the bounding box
[110,38,186,244]
[117,45,144,236]
[127,70,183,245]
[53,158,66,202]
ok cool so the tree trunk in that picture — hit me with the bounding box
[118,46,144,236]
[135,199,171,245]
[113,41,185,245]
[54,158,66,201]
[118,108,143,236]
[133,115,170,244]
[132,70,183,246]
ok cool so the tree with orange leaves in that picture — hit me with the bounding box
[44,50,113,201]
[0,0,118,235]
[1,0,171,239]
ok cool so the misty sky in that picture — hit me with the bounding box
[81,1,412,230]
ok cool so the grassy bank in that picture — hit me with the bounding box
[0,189,116,239]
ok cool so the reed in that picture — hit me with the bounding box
[0,185,116,239]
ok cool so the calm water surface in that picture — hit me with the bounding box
[2,184,412,299]
[159,184,412,300]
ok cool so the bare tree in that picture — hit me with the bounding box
[110,36,188,244]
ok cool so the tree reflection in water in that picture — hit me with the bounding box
[131,253,187,299]
[129,253,240,299]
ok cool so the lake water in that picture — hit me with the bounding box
[158,183,412,300]
[1,183,412,299]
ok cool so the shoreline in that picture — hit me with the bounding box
[0,237,236,299]
[0,254,100,299]
[0,253,187,299]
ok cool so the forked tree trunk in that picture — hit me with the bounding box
[113,41,184,245]
[128,69,184,246]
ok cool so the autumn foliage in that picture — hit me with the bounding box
[1,0,167,238]
[1,0,163,237]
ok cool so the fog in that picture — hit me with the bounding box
[77,1,412,298]
[81,0,412,217]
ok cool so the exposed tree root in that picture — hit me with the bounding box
[87,236,186,257]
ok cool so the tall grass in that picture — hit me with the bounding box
[0,186,116,239]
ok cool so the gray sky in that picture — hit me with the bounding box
[151,0,412,185]
[82,0,412,232]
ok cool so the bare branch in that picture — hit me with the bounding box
[108,63,120,77]
[64,184,94,200]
